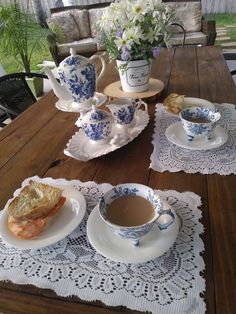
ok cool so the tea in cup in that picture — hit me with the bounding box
[106,98,147,128]
[98,183,174,246]
[179,106,221,141]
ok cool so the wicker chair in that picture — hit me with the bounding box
[0,109,10,128]
[163,0,216,47]
[0,72,48,123]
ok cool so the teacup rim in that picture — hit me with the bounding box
[106,97,135,106]
[98,183,162,229]
[179,106,219,124]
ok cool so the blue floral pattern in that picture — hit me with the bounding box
[180,107,221,142]
[113,106,135,125]
[82,121,111,141]
[111,186,139,199]
[64,57,81,66]
[58,55,96,102]
[147,189,162,214]
[90,110,108,121]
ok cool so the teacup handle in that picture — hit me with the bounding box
[155,208,175,230]
[134,99,148,112]
[89,54,106,83]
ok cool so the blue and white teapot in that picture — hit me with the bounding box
[44,48,106,111]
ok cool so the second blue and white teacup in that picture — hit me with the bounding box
[98,183,174,247]
[179,106,221,141]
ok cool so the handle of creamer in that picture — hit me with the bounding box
[89,53,106,83]
[135,99,148,112]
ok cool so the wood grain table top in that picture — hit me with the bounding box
[0,46,235,314]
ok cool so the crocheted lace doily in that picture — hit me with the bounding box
[150,103,236,175]
[0,177,205,314]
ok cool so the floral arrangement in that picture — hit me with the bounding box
[97,0,177,63]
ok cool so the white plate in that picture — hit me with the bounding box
[166,122,228,150]
[87,202,179,263]
[0,184,86,249]
[165,97,215,116]
[64,109,150,161]
[55,92,107,112]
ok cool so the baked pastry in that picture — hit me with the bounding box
[163,93,185,114]
[8,180,63,220]
[7,180,66,239]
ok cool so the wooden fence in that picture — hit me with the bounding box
[0,0,236,21]
[202,0,236,14]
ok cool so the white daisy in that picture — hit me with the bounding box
[128,26,145,42]
[114,35,133,51]
[128,0,147,22]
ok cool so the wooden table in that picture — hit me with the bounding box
[0,46,235,314]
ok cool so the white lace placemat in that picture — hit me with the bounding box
[0,177,205,314]
[150,103,236,174]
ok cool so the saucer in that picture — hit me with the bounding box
[165,122,228,150]
[86,201,179,263]
[165,97,215,117]
[64,109,149,161]
[55,92,107,112]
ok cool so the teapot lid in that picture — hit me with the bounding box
[84,105,110,123]
[59,48,93,68]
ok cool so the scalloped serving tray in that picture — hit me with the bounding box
[64,109,149,161]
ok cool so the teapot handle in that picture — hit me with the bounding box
[89,54,106,83]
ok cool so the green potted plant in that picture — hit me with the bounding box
[0,0,50,96]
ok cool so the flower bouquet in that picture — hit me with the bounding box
[97,0,176,92]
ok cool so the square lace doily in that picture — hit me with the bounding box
[150,103,236,175]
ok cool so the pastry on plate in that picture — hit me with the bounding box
[7,180,66,239]
[163,93,185,114]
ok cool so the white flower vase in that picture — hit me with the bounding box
[117,59,151,93]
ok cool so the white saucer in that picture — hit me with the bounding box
[0,181,86,249]
[165,122,228,150]
[87,202,179,263]
[64,109,149,161]
[165,97,215,117]
[55,92,107,112]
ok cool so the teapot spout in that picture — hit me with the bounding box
[43,67,73,101]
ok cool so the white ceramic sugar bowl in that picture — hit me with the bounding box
[76,105,113,144]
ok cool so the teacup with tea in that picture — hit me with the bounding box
[98,183,175,246]
[179,106,221,141]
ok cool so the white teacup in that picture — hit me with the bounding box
[98,183,175,246]
[106,98,147,128]
[179,106,221,141]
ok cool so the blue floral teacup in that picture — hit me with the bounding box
[98,183,175,247]
[179,106,221,142]
[106,98,147,128]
